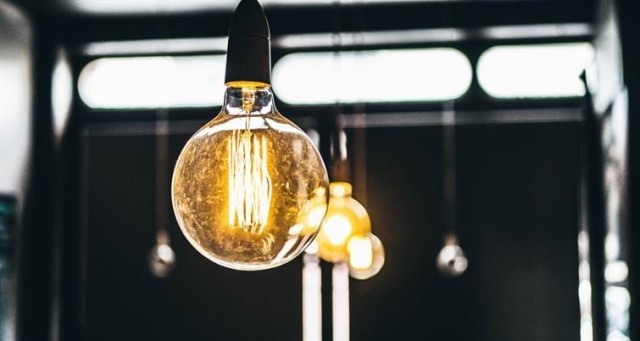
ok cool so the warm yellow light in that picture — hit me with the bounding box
[306,205,327,228]
[227,131,272,234]
[172,85,329,270]
[314,182,371,263]
[347,233,385,280]
[347,235,373,269]
[323,216,352,246]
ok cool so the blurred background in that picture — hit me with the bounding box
[0,0,638,340]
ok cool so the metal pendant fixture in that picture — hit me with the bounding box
[436,102,468,277]
[149,109,176,278]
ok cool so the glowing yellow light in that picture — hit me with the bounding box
[348,233,385,280]
[306,206,327,227]
[172,84,329,271]
[314,182,371,263]
[227,130,272,234]
[347,235,373,269]
[172,0,329,271]
[323,216,352,246]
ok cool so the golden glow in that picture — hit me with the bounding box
[330,182,351,198]
[225,80,270,89]
[306,206,327,228]
[348,233,385,280]
[227,130,272,234]
[323,216,352,246]
[302,182,385,279]
[347,235,373,269]
[314,182,371,263]
[172,86,329,271]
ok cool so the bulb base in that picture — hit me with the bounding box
[225,0,272,85]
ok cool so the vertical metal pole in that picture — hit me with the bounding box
[332,262,350,341]
[303,252,322,341]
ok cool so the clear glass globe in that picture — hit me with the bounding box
[172,84,329,271]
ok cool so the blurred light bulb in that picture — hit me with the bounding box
[315,182,371,263]
[347,233,385,280]
[323,216,352,246]
[436,235,468,277]
[149,243,176,278]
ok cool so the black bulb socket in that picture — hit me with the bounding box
[224,0,272,86]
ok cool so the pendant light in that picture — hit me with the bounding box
[314,118,385,279]
[436,102,468,277]
[149,109,176,278]
[171,0,329,271]
[316,181,371,263]
[344,8,385,281]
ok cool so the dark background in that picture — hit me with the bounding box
[1,0,638,340]
[80,120,581,341]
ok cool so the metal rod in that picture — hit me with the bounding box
[332,262,350,341]
[303,252,322,341]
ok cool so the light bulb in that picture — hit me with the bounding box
[149,243,176,278]
[347,233,385,280]
[172,84,328,270]
[171,0,329,271]
[436,235,468,277]
[315,182,371,263]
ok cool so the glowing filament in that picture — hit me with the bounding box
[227,130,272,234]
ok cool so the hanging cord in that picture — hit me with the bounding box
[153,0,171,246]
[436,101,468,277]
[442,101,457,239]
[351,0,368,206]
[148,0,176,278]
[155,109,170,245]
[329,0,350,183]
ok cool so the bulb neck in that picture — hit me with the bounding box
[223,83,274,116]
[329,182,353,198]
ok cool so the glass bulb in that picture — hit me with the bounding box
[347,233,385,280]
[315,182,371,263]
[149,243,176,278]
[172,83,329,271]
[436,235,468,277]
